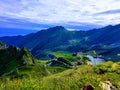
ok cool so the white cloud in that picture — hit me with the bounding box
[0,0,120,28]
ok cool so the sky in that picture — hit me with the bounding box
[0,0,120,36]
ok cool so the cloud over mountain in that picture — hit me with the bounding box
[0,0,120,30]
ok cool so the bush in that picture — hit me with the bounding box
[93,61,113,74]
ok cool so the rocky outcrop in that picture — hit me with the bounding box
[99,81,118,90]
[0,42,35,75]
[19,47,35,65]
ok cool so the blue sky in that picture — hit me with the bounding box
[0,0,120,36]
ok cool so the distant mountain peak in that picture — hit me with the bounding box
[48,26,66,31]
[114,24,120,28]
[104,24,120,29]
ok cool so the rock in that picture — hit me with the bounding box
[19,47,35,65]
[83,83,94,90]
[99,81,118,90]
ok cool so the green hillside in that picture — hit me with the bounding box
[0,61,120,90]
[0,42,35,76]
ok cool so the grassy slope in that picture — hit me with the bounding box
[0,61,120,90]
[53,51,80,61]
[36,59,68,74]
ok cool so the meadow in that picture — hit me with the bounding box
[0,61,120,90]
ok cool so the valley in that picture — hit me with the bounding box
[0,25,120,90]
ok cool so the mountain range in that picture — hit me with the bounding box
[0,25,120,61]
[0,28,38,36]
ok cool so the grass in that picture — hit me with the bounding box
[53,51,80,61]
[47,66,68,74]
[0,61,120,90]
[7,64,50,79]
[35,59,49,64]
